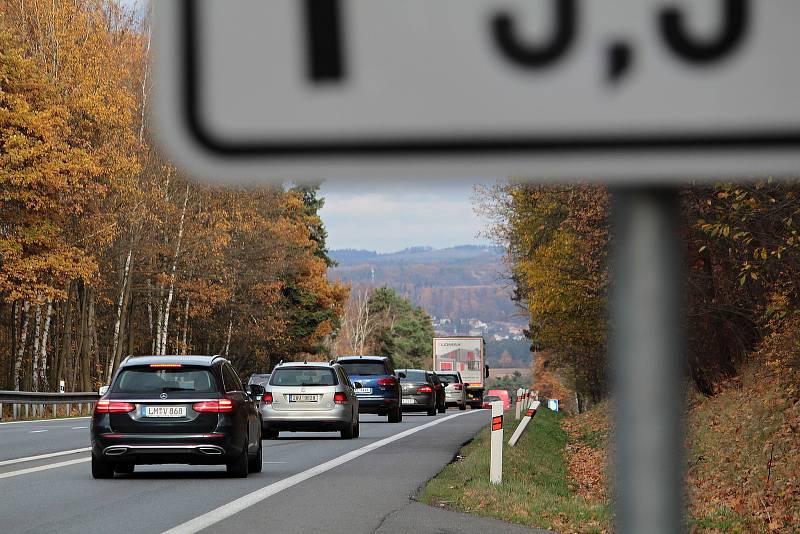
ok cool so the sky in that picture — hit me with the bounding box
[318,181,494,253]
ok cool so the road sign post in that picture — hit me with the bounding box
[509,400,541,447]
[612,188,683,534]
[490,400,504,485]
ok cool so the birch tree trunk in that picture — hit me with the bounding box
[38,301,53,392]
[54,285,73,391]
[13,301,30,391]
[31,304,41,391]
[108,248,132,378]
[223,313,233,356]
[181,294,190,355]
[158,184,189,355]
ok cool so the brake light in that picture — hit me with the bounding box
[452,384,463,390]
[149,363,182,368]
[193,399,234,413]
[377,377,396,386]
[333,392,347,404]
[417,385,433,393]
[262,392,273,404]
[95,400,135,413]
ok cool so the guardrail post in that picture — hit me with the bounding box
[13,403,18,420]
[490,400,504,485]
[515,388,523,420]
[67,403,72,417]
[508,400,541,447]
[0,402,3,421]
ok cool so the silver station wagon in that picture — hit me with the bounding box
[260,362,360,440]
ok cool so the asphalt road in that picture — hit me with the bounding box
[0,409,552,534]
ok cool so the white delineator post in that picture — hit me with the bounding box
[490,400,504,485]
[515,388,523,420]
[508,400,541,447]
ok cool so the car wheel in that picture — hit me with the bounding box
[459,403,466,411]
[340,422,355,439]
[91,452,114,479]
[226,441,249,478]
[248,437,263,473]
[114,462,135,475]
[438,402,446,414]
[353,420,360,438]
[427,405,437,416]
[388,405,402,423]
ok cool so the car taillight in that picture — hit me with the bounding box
[453,384,463,390]
[377,377,397,386]
[193,399,234,413]
[262,392,273,404]
[417,385,433,393]
[95,400,135,413]
[333,392,347,404]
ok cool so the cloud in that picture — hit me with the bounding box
[319,182,491,252]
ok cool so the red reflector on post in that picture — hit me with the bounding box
[491,415,503,431]
[95,400,135,413]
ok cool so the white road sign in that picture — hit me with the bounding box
[154,0,800,183]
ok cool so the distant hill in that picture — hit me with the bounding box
[329,245,525,327]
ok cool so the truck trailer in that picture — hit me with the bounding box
[433,337,489,409]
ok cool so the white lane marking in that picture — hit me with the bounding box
[71,426,87,429]
[0,416,91,426]
[162,411,478,534]
[0,448,91,467]
[0,457,89,479]
[29,430,48,433]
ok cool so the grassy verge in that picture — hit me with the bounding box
[420,407,610,533]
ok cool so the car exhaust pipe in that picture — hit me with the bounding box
[198,446,223,455]
[104,446,128,456]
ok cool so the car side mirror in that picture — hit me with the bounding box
[397,372,407,379]
[248,384,265,398]
[98,385,109,396]
[353,382,363,389]
[484,364,490,378]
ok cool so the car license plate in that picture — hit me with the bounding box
[143,405,186,418]
[354,388,371,394]
[402,398,414,405]
[288,394,318,402]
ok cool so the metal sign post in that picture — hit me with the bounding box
[612,188,683,533]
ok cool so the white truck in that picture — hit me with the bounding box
[433,337,489,409]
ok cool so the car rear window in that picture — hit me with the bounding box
[270,368,338,386]
[248,375,270,386]
[113,366,217,393]
[338,361,388,376]
[400,370,427,382]
[437,373,460,383]
[484,396,500,402]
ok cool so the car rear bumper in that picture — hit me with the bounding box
[260,404,353,431]
[91,432,236,464]
[401,393,434,411]
[355,397,398,414]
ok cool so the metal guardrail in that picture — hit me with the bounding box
[0,390,100,422]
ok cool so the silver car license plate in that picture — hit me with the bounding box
[288,394,318,402]
[354,388,371,394]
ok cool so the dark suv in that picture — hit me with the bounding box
[90,355,263,478]
[334,356,403,423]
